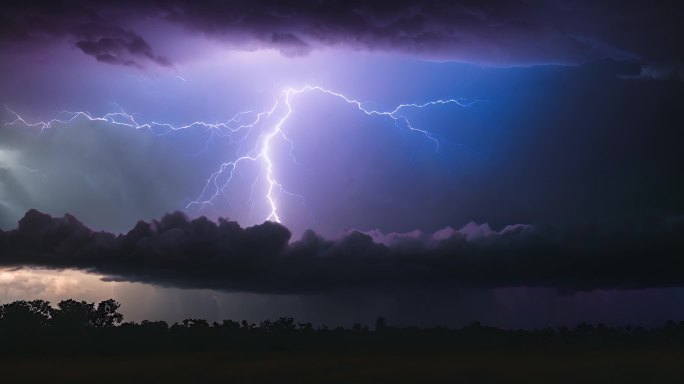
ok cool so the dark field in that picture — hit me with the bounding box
[3,346,684,384]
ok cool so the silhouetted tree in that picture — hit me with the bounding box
[180,318,210,328]
[298,322,314,333]
[93,299,124,327]
[53,299,95,329]
[272,317,296,333]
[51,299,123,329]
[241,320,256,330]
[3,297,684,356]
[218,319,240,331]
[0,300,53,331]
[375,317,387,331]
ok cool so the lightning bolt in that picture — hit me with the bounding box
[4,86,477,225]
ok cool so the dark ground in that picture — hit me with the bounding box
[3,346,684,383]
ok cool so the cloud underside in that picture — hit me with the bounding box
[1,1,683,69]
[0,210,682,294]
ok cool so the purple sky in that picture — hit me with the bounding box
[1,0,684,327]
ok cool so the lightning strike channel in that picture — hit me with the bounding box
[4,86,476,225]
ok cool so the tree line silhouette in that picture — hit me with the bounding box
[2,299,684,355]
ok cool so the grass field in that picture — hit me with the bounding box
[3,346,684,383]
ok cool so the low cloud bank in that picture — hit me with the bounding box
[0,210,682,294]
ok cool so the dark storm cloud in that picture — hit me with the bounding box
[0,210,683,294]
[160,0,684,67]
[2,1,683,68]
[0,1,171,68]
[73,24,172,68]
